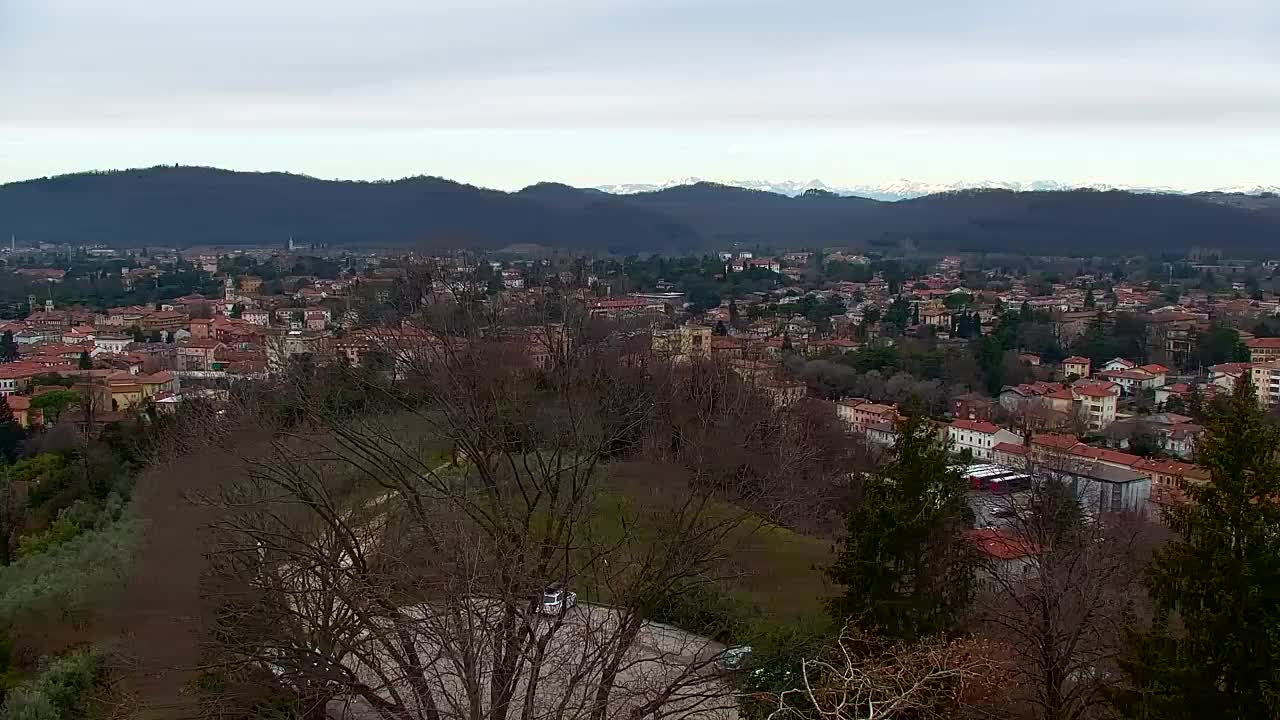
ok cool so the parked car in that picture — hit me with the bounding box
[714,645,752,672]
[536,583,578,615]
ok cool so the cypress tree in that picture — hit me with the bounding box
[1114,376,1280,718]
[826,413,975,641]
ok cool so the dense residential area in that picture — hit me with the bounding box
[1,238,1280,720]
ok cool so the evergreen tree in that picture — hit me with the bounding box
[826,413,975,641]
[1115,376,1280,719]
[229,303,244,319]
[713,320,727,336]
[0,397,25,464]
[77,351,92,370]
[0,332,17,363]
[1184,383,1205,421]
[728,299,741,327]
[1085,288,1096,308]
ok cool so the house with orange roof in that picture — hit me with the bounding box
[189,318,215,340]
[1096,368,1161,395]
[1139,364,1170,386]
[992,442,1029,470]
[1070,444,1145,472]
[1135,458,1210,493]
[82,370,178,412]
[1072,382,1120,430]
[25,342,94,363]
[1062,356,1091,379]
[1029,433,1082,464]
[948,419,1022,461]
[0,363,51,396]
[967,528,1040,586]
[5,395,37,428]
[141,310,188,333]
[1210,362,1251,392]
[177,338,225,371]
[709,337,744,359]
[837,399,900,434]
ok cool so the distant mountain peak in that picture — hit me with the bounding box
[593,177,1271,201]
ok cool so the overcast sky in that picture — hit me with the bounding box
[1,0,1277,189]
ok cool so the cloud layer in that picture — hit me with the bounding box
[2,0,1278,129]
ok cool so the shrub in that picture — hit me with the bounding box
[0,650,101,720]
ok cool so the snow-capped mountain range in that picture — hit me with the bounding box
[592,178,1280,202]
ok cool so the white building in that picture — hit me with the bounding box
[948,419,1023,461]
[94,334,133,354]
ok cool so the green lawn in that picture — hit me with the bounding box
[588,481,833,623]
[729,518,833,621]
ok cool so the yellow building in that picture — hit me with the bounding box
[650,325,712,361]
[100,370,178,411]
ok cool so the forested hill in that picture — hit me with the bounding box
[3,167,1278,255]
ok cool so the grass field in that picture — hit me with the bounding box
[729,518,833,621]
[590,473,834,624]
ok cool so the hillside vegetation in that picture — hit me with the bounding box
[3,167,1279,255]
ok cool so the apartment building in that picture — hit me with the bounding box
[1251,361,1280,406]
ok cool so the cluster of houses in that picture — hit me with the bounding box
[0,263,387,428]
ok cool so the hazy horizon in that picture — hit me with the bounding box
[1,147,1276,196]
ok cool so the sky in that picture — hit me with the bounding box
[1,0,1278,190]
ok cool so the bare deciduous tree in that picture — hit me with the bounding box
[185,310,844,720]
[765,624,994,720]
[969,459,1157,720]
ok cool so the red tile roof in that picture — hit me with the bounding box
[993,442,1028,456]
[966,528,1039,560]
[951,419,1000,434]
[183,339,224,349]
[1032,433,1080,450]
[1247,338,1280,349]
[0,363,48,380]
[1210,362,1251,376]
[1072,446,1143,467]
[1134,458,1201,476]
[1074,383,1118,398]
[1139,364,1170,374]
[1098,369,1154,381]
